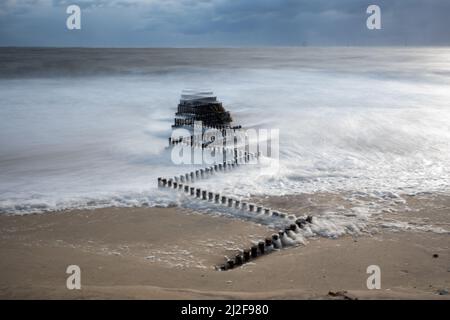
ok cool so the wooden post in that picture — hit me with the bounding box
[258,241,265,255]
[265,238,273,248]
[296,218,306,228]
[251,245,258,258]
[272,234,282,249]
[234,254,243,266]
[222,129,226,163]
[243,249,250,262]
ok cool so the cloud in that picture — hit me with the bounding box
[0,0,51,15]
[0,0,449,46]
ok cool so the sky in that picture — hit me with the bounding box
[0,0,449,47]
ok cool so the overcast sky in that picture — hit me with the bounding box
[0,0,449,47]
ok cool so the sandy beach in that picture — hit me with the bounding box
[0,193,448,300]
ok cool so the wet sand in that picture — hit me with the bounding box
[0,196,449,299]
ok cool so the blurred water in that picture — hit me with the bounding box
[0,47,449,215]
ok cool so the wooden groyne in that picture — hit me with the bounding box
[158,91,314,270]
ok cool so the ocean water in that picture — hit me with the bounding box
[0,48,449,235]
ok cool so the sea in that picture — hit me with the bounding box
[0,47,449,235]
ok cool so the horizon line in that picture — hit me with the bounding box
[1,45,450,49]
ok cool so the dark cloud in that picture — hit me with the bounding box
[0,0,449,46]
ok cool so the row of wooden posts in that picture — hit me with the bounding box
[158,176,296,221]
[169,138,246,155]
[169,127,246,149]
[160,128,314,270]
[218,215,313,271]
[159,154,260,186]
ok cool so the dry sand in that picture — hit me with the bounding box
[0,194,449,299]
